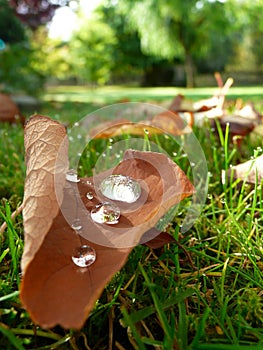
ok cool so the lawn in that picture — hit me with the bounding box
[0,85,263,349]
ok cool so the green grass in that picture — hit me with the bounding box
[0,85,263,349]
[43,84,263,106]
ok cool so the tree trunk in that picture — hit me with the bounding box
[185,53,195,88]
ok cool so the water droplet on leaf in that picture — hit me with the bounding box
[71,218,82,231]
[72,245,96,267]
[99,174,141,203]
[91,202,120,224]
[86,192,94,200]
[66,169,80,183]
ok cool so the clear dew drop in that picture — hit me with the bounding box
[72,245,96,267]
[91,202,120,224]
[86,192,94,200]
[66,169,80,183]
[71,218,82,231]
[144,128,149,135]
[99,174,141,203]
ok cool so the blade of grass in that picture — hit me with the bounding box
[121,307,147,350]
[0,323,26,350]
[139,263,174,345]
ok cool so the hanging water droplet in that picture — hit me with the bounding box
[91,202,120,224]
[144,128,149,135]
[86,192,94,200]
[72,245,96,267]
[99,174,141,203]
[207,193,212,199]
[66,169,80,183]
[71,218,82,231]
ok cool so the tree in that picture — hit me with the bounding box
[118,0,236,87]
[0,0,48,94]
[68,15,117,85]
[0,0,26,43]
[9,0,70,30]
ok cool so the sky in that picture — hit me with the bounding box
[48,0,103,41]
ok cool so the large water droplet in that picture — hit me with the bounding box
[99,175,141,203]
[71,218,82,231]
[72,245,96,267]
[66,169,80,183]
[91,202,120,224]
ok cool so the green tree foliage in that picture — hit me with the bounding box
[117,0,238,87]
[98,4,180,86]
[68,15,117,85]
[229,0,263,72]
[0,0,26,43]
[0,0,45,95]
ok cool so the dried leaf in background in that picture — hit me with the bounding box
[224,154,263,184]
[0,93,23,123]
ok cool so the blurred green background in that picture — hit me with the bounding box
[0,0,262,98]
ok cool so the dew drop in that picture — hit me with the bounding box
[86,192,94,200]
[207,194,212,199]
[71,218,82,231]
[72,245,96,267]
[99,174,141,203]
[144,128,149,135]
[66,169,80,183]
[91,202,120,224]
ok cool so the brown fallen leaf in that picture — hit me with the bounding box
[224,154,263,184]
[211,115,255,138]
[143,229,175,249]
[90,111,191,139]
[22,115,68,272]
[0,92,24,124]
[169,74,233,126]
[21,115,194,329]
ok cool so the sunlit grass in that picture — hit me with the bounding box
[0,88,263,349]
[42,85,263,105]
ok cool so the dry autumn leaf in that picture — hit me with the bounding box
[90,111,191,139]
[0,92,23,124]
[20,114,194,329]
[224,154,263,184]
[143,229,176,249]
[22,115,68,272]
